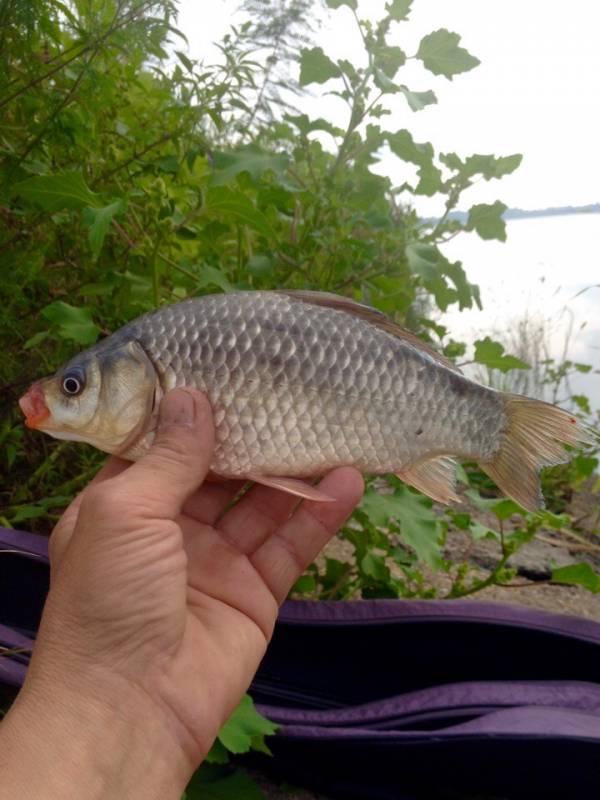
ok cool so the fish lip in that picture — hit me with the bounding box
[19,382,50,429]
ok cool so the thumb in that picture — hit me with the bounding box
[118,388,215,518]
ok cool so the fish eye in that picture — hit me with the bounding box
[61,370,85,397]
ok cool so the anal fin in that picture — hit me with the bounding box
[397,456,460,504]
[246,474,335,502]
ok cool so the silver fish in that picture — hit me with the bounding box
[19,291,592,510]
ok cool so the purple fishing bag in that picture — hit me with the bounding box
[1,525,599,799]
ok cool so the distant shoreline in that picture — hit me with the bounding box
[503,204,600,221]
[431,203,600,224]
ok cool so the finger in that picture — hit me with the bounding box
[216,483,302,554]
[250,467,363,604]
[182,479,246,526]
[116,389,214,518]
[49,456,129,570]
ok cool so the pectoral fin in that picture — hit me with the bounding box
[246,474,335,502]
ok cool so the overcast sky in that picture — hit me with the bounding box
[177,0,600,216]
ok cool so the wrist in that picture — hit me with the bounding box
[0,667,195,800]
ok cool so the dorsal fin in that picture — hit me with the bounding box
[277,290,460,373]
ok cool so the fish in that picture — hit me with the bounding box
[19,290,593,511]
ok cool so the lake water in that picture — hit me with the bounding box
[439,213,600,410]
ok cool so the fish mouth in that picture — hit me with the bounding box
[19,382,50,429]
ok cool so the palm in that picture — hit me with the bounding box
[49,458,362,760]
[156,470,362,747]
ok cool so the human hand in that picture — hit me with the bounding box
[0,389,363,799]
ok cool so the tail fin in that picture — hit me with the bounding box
[480,395,595,512]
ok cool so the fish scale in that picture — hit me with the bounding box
[120,292,505,477]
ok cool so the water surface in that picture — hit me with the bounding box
[440,213,600,409]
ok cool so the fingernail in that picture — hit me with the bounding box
[160,389,195,428]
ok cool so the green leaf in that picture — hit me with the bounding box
[217,695,277,756]
[14,171,99,211]
[373,45,406,78]
[186,767,267,800]
[405,242,440,280]
[204,739,230,765]
[41,301,100,346]
[373,68,399,94]
[440,152,523,182]
[449,511,471,530]
[539,511,570,530]
[463,153,522,180]
[465,489,526,517]
[285,114,342,138]
[574,363,593,373]
[474,337,530,373]
[11,504,47,523]
[439,152,463,172]
[552,563,600,593]
[387,129,434,167]
[205,187,274,238]
[23,330,49,350]
[405,244,477,310]
[293,574,317,594]
[212,146,289,185]
[415,162,443,196]
[158,155,179,174]
[337,58,359,85]
[489,498,524,521]
[417,29,480,80]
[467,201,508,241]
[442,260,475,309]
[571,395,591,414]
[175,50,194,72]
[84,200,124,259]
[361,487,443,568]
[193,265,232,293]
[469,520,500,540]
[443,340,467,359]
[386,0,413,21]
[326,0,357,9]
[321,557,351,594]
[10,495,73,524]
[427,280,457,312]
[299,47,340,86]
[569,454,598,480]
[361,552,391,581]
[399,86,437,112]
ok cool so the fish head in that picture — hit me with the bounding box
[19,339,158,456]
